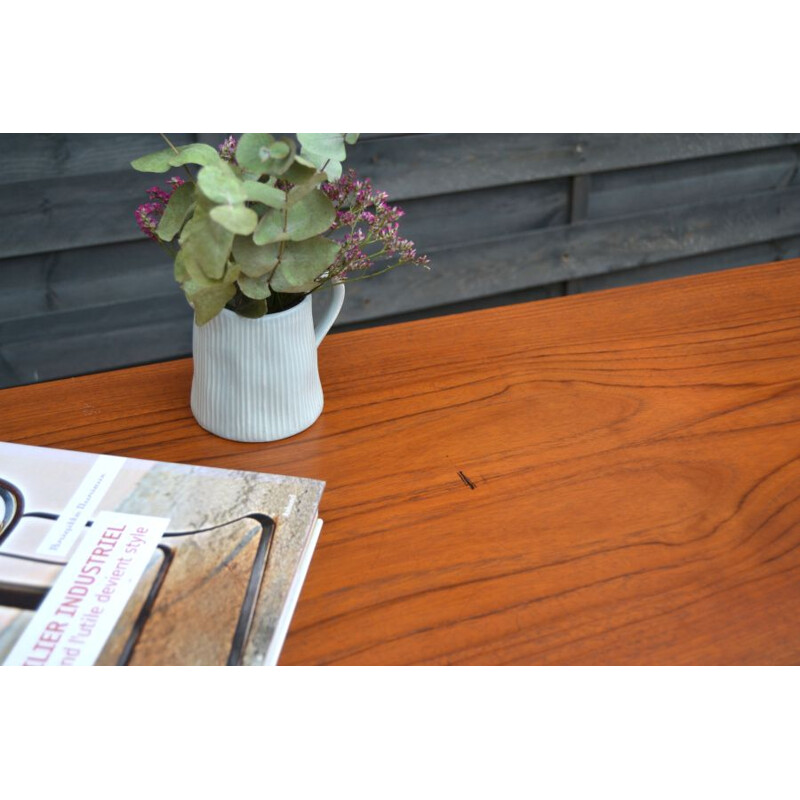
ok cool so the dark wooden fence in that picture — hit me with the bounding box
[2,133,799,388]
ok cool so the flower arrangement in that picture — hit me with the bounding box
[133,134,429,324]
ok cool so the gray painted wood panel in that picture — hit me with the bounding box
[0,170,170,259]
[0,240,175,321]
[9,176,798,333]
[345,133,800,200]
[0,134,195,185]
[0,294,191,385]
[567,236,800,294]
[383,179,570,251]
[587,146,800,219]
[1,313,191,386]
[4,135,798,260]
[338,184,800,322]
[0,291,187,345]
[3,133,800,389]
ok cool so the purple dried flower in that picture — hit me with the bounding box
[146,185,170,204]
[135,176,185,240]
[322,169,430,281]
[218,136,238,163]
[135,201,163,240]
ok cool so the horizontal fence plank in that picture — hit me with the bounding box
[5,182,800,336]
[346,133,800,200]
[0,169,178,259]
[0,131,416,189]
[0,292,190,346]
[0,144,567,261]
[1,314,192,387]
[0,240,176,321]
[3,136,799,261]
[197,133,407,146]
[587,146,800,219]
[337,185,800,323]
[384,178,569,251]
[394,146,800,254]
[22,131,786,202]
[567,236,800,294]
[0,134,195,185]
[0,293,192,385]
[0,178,569,320]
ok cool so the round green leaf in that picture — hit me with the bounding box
[283,161,324,186]
[296,150,342,181]
[238,274,272,300]
[228,295,267,318]
[286,189,335,241]
[183,279,237,325]
[168,143,221,168]
[238,134,296,176]
[270,238,340,293]
[236,134,277,174]
[269,141,291,158]
[198,165,247,204]
[210,204,258,235]
[131,147,174,173]
[243,181,286,209]
[237,134,274,163]
[297,133,346,161]
[179,204,234,280]
[321,160,343,181]
[252,189,335,245]
[252,208,285,246]
[173,248,189,283]
[132,143,222,173]
[232,237,280,278]
[156,183,195,242]
[298,149,343,181]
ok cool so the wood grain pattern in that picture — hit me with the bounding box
[1,260,800,664]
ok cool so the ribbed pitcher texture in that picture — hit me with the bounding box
[190,286,344,442]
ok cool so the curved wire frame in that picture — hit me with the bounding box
[0,478,24,546]
[0,476,275,665]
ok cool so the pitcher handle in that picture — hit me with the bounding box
[314,282,346,347]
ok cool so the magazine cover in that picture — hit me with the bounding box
[0,441,324,666]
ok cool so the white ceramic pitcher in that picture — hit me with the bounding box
[190,283,345,442]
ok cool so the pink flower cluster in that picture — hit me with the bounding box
[322,170,429,281]
[134,177,185,240]
[218,136,238,162]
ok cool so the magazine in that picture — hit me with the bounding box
[0,441,324,666]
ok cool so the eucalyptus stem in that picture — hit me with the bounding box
[154,238,177,258]
[159,133,195,183]
[159,133,181,154]
[338,262,406,283]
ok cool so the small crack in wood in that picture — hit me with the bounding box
[457,471,476,490]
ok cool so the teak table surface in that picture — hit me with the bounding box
[3,259,800,665]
